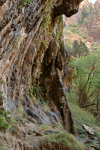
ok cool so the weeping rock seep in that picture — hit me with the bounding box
[0,0,82,133]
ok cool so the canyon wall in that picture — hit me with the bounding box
[0,0,82,134]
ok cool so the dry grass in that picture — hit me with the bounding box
[38,124,52,131]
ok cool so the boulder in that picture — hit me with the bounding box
[82,125,94,135]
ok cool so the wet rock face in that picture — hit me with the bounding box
[0,0,82,132]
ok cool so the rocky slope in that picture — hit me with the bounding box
[79,0,100,42]
[0,0,85,150]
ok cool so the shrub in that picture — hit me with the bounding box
[28,85,45,104]
[18,0,32,9]
[0,110,18,133]
[0,115,9,130]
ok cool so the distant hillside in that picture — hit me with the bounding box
[81,0,100,42]
[64,0,100,53]
[65,0,91,25]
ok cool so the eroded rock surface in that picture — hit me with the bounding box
[0,1,82,145]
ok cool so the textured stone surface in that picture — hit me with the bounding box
[82,125,94,135]
[0,0,82,136]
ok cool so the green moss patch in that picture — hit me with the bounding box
[45,131,86,150]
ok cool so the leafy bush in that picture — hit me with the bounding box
[18,0,32,9]
[0,110,18,132]
[72,40,89,57]
[0,110,5,115]
[28,85,45,104]
[0,91,3,95]
[0,115,9,130]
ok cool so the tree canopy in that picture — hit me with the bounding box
[69,50,100,113]
[72,40,89,57]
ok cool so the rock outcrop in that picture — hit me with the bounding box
[0,0,82,136]
[66,0,90,25]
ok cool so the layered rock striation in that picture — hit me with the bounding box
[0,0,82,134]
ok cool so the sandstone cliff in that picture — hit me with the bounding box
[0,0,83,149]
